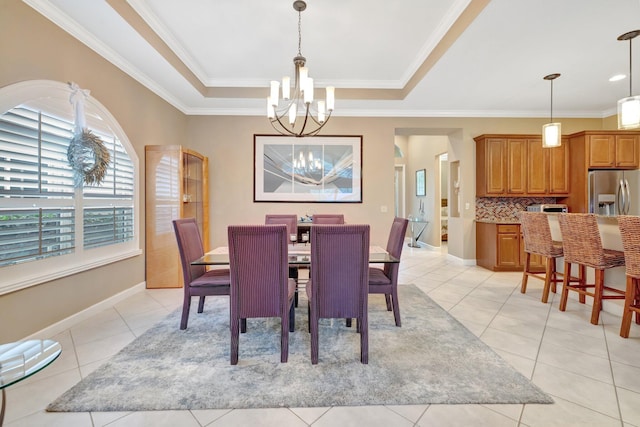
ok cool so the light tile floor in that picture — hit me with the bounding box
[5,244,640,426]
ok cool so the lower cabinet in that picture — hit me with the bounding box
[476,222,545,272]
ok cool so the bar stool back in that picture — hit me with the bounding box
[557,213,626,325]
[519,212,565,303]
[616,215,640,337]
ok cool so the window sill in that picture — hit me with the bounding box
[0,248,143,296]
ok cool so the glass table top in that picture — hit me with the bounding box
[193,245,399,266]
[0,339,61,390]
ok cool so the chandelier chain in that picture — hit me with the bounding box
[298,9,302,57]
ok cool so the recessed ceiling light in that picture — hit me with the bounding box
[610,74,627,82]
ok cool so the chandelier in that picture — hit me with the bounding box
[267,0,335,137]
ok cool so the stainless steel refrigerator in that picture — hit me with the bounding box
[588,170,640,216]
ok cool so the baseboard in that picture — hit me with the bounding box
[25,282,147,340]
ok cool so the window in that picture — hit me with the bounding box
[0,80,140,295]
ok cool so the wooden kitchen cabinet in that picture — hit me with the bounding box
[563,131,640,213]
[581,132,640,169]
[476,222,544,272]
[476,136,507,195]
[145,145,209,288]
[475,134,569,197]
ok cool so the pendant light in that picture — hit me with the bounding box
[617,30,640,130]
[542,73,561,148]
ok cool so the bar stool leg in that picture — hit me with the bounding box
[521,252,531,294]
[591,269,605,325]
[560,261,572,312]
[620,276,635,338]
[542,256,553,303]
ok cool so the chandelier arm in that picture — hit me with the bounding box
[270,115,297,137]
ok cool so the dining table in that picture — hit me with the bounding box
[192,244,399,266]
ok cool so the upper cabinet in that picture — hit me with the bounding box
[563,131,640,213]
[579,132,640,169]
[475,134,569,197]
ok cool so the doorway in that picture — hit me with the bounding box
[439,153,449,243]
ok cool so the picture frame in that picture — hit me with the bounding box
[254,134,363,203]
[416,169,426,196]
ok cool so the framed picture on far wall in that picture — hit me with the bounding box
[416,169,426,196]
[254,134,363,203]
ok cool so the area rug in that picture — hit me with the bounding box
[48,285,552,411]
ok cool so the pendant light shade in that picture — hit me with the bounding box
[617,30,640,130]
[542,73,561,148]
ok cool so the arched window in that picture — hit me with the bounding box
[0,80,140,294]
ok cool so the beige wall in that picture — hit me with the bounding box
[0,0,617,341]
[0,1,188,341]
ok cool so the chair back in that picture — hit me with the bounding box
[312,214,345,224]
[310,224,370,318]
[383,217,409,278]
[519,211,561,257]
[173,218,206,287]
[618,215,640,278]
[557,213,605,267]
[228,224,289,318]
[265,214,298,237]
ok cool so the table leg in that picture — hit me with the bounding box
[1,388,6,427]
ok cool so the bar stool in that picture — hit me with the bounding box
[519,212,567,303]
[557,213,626,325]
[616,215,640,338]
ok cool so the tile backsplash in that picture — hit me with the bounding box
[475,197,556,221]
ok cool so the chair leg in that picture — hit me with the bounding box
[310,304,319,364]
[289,300,295,333]
[590,269,605,325]
[385,294,392,311]
[391,288,401,327]
[180,295,191,330]
[521,252,531,294]
[559,262,571,312]
[620,276,635,338]
[230,316,239,365]
[281,311,289,363]
[541,256,553,303]
[197,296,206,313]
[360,314,368,364]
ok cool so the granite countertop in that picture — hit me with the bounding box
[475,219,520,224]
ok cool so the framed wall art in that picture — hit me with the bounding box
[416,169,426,196]
[254,134,362,203]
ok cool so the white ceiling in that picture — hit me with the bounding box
[23,0,640,119]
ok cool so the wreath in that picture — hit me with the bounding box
[67,129,110,186]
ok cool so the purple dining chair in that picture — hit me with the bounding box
[368,217,409,326]
[265,214,300,306]
[312,214,345,224]
[228,224,296,364]
[173,218,230,330]
[307,224,370,364]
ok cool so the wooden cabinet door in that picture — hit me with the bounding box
[615,135,639,168]
[497,232,520,268]
[588,135,615,168]
[526,139,547,194]
[549,140,570,194]
[507,139,527,194]
[485,138,507,195]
